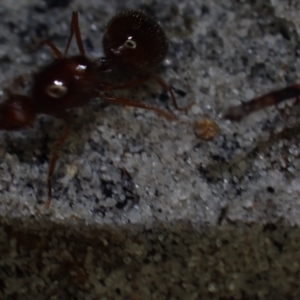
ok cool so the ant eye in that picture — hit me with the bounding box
[46,84,68,98]
[124,39,137,49]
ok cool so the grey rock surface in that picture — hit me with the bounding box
[0,0,300,299]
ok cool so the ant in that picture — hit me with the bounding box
[0,10,186,208]
[223,83,300,121]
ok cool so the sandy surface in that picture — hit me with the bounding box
[0,0,300,299]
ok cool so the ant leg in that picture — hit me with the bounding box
[64,13,75,55]
[98,71,194,112]
[100,95,177,121]
[46,114,72,208]
[33,12,85,58]
[98,70,194,112]
[64,11,86,56]
[102,74,195,111]
[39,39,64,58]
[152,75,195,111]
[224,84,300,121]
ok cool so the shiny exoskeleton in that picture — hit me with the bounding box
[101,10,193,110]
[102,10,168,71]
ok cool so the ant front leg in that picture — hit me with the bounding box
[46,113,72,208]
[224,84,300,121]
[100,94,177,121]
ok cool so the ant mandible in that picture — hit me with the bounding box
[0,10,182,208]
[223,83,300,121]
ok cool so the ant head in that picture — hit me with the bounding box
[31,55,94,115]
[102,10,168,72]
[0,94,36,130]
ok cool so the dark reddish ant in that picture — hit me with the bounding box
[0,11,180,207]
[224,83,300,121]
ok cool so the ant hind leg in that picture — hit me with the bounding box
[101,74,195,112]
[100,95,177,121]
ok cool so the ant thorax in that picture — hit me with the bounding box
[31,55,96,115]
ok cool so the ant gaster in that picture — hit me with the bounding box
[0,11,183,207]
[100,10,194,111]
[103,10,169,72]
